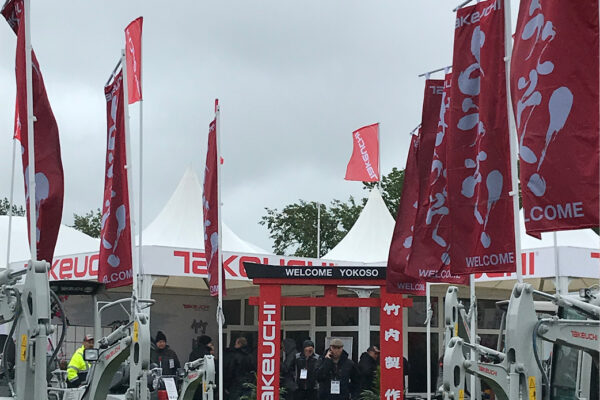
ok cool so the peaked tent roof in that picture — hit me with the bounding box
[142,166,267,254]
[322,189,395,263]
[0,215,100,268]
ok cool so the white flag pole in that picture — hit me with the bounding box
[5,138,18,269]
[24,0,36,262]
[503,0,523,283]
[316,202,321,258]
[137,29,147,300]
[215,100,225,400]
[120,50,139,301]
[425,282,432,400]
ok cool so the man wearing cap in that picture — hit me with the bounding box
[151,330,181,375]
[294,339,320,400]
[316,338,360,400]
[67,334,94,387]
[358,345,380,391]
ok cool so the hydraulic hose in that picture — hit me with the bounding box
[47,290,67,373]
[532,319,550,400]
[2,287,20,377]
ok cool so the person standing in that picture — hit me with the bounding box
[67,334,94,387]
[151,331,181,375]
[189,335,214,361]
[357,345,379,391]
[294,340,320,400]
[223,336,255,400]
[316,339,360,400]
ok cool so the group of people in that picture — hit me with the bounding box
[67,331,389,400]
[282,339,382,400]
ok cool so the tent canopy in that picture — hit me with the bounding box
[322,189,395,263]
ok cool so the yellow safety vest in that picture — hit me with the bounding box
[67,345,90,382]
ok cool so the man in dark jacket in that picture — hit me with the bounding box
[294,340,320,400]
[357,345,379,391]
[281,338,299,394]
[189,335,214,361]
[150,331,181,375]
[316,338,360,400]
[223,337,256,400]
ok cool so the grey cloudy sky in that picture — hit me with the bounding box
[0,1,519,252]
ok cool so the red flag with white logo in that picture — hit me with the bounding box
[2,0,64,263]
[99,71,133,289]
[447,1,516,275]
[511,0,599,235]
[124,17,143,104]
[344,123,380,182]
[403,78,469,286]
[204,115,224,296]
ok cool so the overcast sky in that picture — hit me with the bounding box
[0,1,520,252]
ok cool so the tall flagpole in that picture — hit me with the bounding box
[24,0,37,262]
[215,99,224,400]
[316,202,321,258]
[121,50,139,302]
[138,28,145,292]
[5,139,18,269]
[503,0,523,283]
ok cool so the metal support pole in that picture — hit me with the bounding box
[24,0,36,262]
[316,202,321,258]
[426,283,432,400]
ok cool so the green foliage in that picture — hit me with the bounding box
[239,374,287,400]
[260,169,404,256]
[359,366,380,400]
[71,208,102,238]
[0,197,25,216]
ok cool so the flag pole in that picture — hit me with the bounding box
[215,99,225,400]
[24,0,37,262]
[120,50,139,302]
[377,122,382,190]
[503,0,523,283]
[316,202,321,258]
[5,138,17,269]
[137,29,147,300]
[425,282,432,400]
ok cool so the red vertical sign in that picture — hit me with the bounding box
[256,285,281,400]
[379,289,406,399]
[511,0,599,235]
[124,17,143,104]
[99,72,133,288]
[447,1,516,275]
[2,0,64,263]
[203,118,224,296]
[344,123,380,182]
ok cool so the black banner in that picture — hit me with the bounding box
[243,263,386,280]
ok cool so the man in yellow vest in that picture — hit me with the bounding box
[67,334,94,387]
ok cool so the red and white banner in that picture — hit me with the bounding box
[511,0,599,235]
[379,290,407,398]
[99,72,133,289]
[256,286,281,400]
[124,17,143,104]
[204,117,223,296]
[448,1,516,275]
[386,133,426,295]
[2,0,64,263]
[344,123,380,182]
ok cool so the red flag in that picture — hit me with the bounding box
[344,123,380,182]
[124,17,143,104]
[447,1,516,275]
[99,71,133,289]
[2,0,64,263]
[511,0,599,235]
[204,117,224,296]
[386,133,426,295]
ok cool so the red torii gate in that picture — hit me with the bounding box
[244,263,413,400]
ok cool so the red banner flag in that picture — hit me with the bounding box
[204,117,224,296]
[511,0,599,235]
[124,17,143,104]
[386,133,426,295]
[403,78,469,286]
[447,1,516,275]
[344,123,380,182]
[99,72,133,289]
[2,0,64,263]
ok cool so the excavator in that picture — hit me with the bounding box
[0,262,215,400]
[441,283,599,400]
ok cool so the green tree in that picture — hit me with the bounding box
[0,197,25,216]
[72,208,102,238]
[260,169,404,257]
